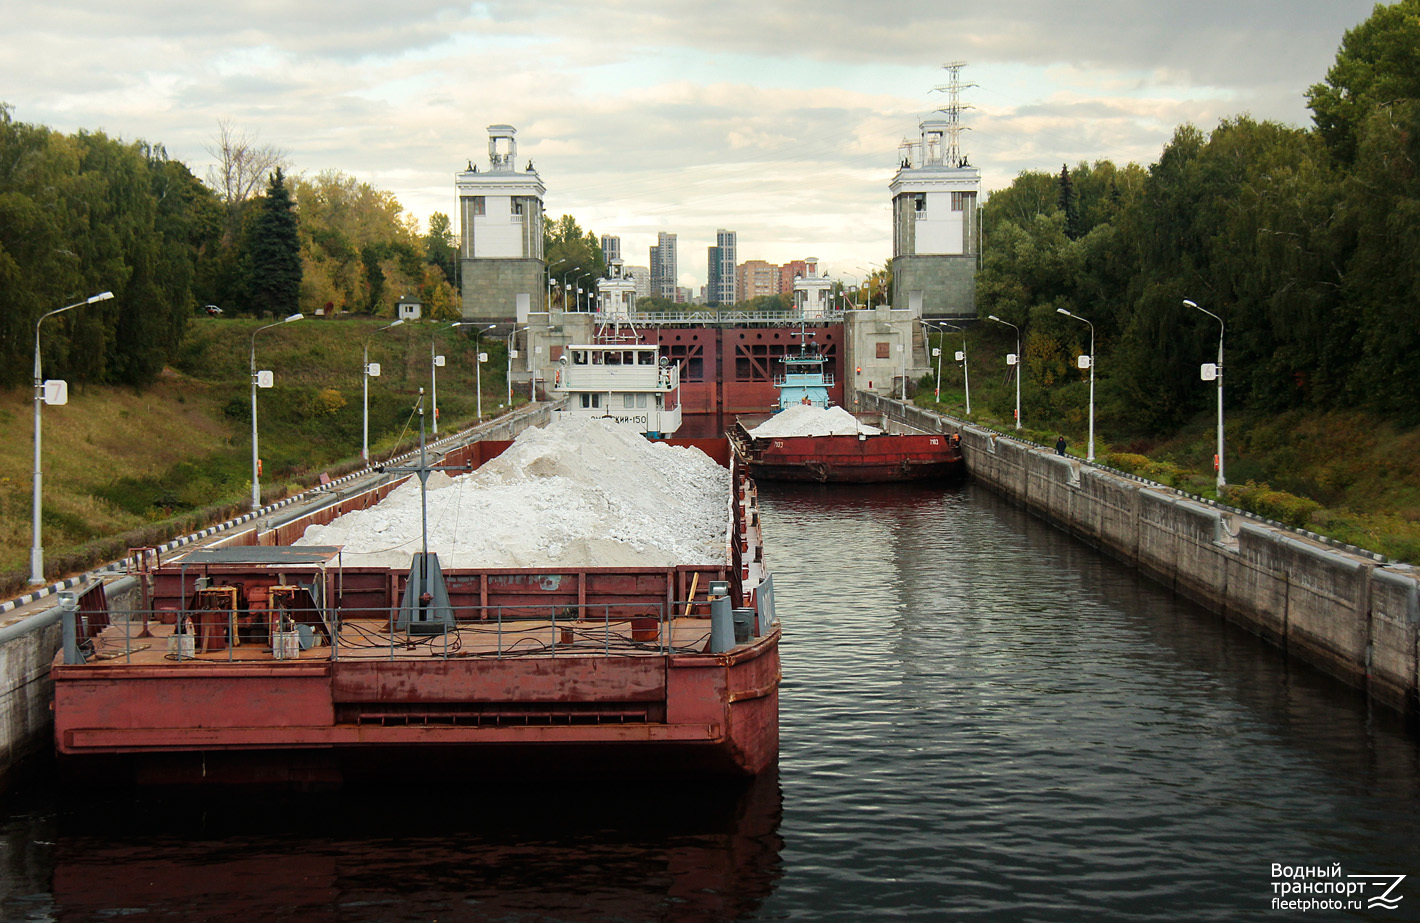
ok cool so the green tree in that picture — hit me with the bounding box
[244,168,302,317]
[1307,0,1420,164]
[543,214,606,309]
[424,212,457,286]
[1339,98,1420,421]
[1058,164,1082,241]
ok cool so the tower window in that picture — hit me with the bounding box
[468,196,485,216]
[914,194,926,213]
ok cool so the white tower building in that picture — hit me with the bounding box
[455,124,546,321]
[597,259,637,318]
[792,257,834,318]
[889,64,980,318]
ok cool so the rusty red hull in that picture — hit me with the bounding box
[732,429,964,483]
[53,438,778,784]
[53,630,779,783]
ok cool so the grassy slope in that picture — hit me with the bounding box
[0,316,516,591]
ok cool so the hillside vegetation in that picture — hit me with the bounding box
[0,316,518,594]
[917,323,1420,564]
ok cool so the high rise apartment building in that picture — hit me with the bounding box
[600,234,621,265]
[735,260,780,302]
[706,229,737,306]
[649,232,678,300]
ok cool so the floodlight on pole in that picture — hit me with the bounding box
[987,314,1022,430]
[250,312,303,510]
[1184,298,1226,491]
[363,319,404,463]
[31,290,113,585]
[1056,308,1095,461]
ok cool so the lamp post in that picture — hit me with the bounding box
[943,324,971,414]
[562,266,580,311]
[363,319,404,462]
[1184,298,1225,491]
[431,321,468,436]
[842,274,859,309]
[1056,308,1095,461]
[472,323,496,419]
[546,258,566,311]
[923,322,945,402]
[250,312,303,510]
[505,330,515,409]
[987,314,1022,430]
[31,290,113,584]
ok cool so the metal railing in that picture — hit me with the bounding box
[71,602,721,665]
[591,310,846,326]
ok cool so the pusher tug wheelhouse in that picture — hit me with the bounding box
[51,413,776,785]
[553,319,682,438]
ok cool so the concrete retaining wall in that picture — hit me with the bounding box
[858,391,1420,719]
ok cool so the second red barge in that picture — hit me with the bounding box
[728,328,963,483]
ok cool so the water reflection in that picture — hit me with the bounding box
[754,481,1418,922]
[3,768,782,922]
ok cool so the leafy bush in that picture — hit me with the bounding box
[1224,481,1322,528]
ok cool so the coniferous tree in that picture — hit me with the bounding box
[244,167,301,317]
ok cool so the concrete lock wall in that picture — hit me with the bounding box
[857,391,1420,719]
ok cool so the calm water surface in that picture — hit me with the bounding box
[1,480,1416,921]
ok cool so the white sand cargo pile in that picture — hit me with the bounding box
[298,417,729,569]
[749,404,882,438]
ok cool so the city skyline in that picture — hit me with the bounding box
[3,1,1378,288]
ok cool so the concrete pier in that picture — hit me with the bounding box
[859,392,1420,720]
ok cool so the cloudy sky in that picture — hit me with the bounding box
[3,1,1377,289]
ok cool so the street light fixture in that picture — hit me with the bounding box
[562,266,580,312]
[1184,298,1226,491]
[31,290,113,585]
[922,322,945,402]
[943,324,971,414]
[987,314,1022,430]
[363,319,404,462]
[431,321,468,436]
[250,312,303,510]
[1056,307,1095,461]
[546,258,566,311]
[472,323,497,419]
[505,329,516,409]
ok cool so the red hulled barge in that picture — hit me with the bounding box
[52,425,778,785]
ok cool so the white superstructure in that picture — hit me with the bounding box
[553,341,682,437]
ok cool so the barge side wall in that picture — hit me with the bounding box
[856,391,1420,720]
